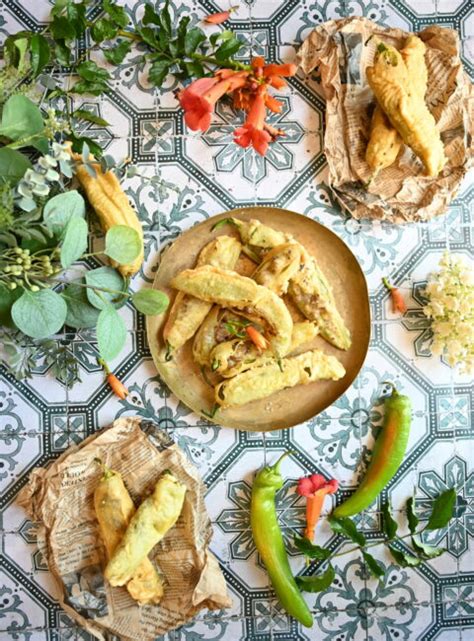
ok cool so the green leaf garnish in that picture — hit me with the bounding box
[426,488,457,531]
[60,216,88,268]
[96,305,127,361]
[131,289,169,316]
[11,289,67,339]
[406,496,419,534]
[411,536,445,560]
[104,225,142,265]
[388,545,421,567]
[381,501,398,540]
[328,516,366,547]
[362,551,385,579]
[294,536,332,560]
[295,565,335,592]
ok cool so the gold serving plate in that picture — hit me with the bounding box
[146,207,370,431]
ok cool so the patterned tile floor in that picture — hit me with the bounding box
[1,1,473,640]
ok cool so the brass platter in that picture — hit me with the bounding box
[146,207,371,431]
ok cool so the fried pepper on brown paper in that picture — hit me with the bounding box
[94,463,164,605]
[366,36,429,174]
[366,40,446,177]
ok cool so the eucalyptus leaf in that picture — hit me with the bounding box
[104,225,142,264]
[131,289,169,315]
[11,289,67,339]
[295,565,335,593]
[406,497,419,534]
[294,536,332,560]
[85,266,127,310]
[411,536,445,560]
[388,545,421,567]
[43,190,86,236]
[0,148,32,185]
[328,516,366,547]
[0,95,44,141]
[381,501,398,540]
[426,488,456,531]
[362,551,385,579]
[60,216,88,268]
[96,305,127,361]
[62,281,100,329]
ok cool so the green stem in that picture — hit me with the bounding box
[382,277,393,292]
[331,530,420,559]
[117,29,142,42]
[50,278,129,298]
[191,53,251,71]
[6,131,46,149]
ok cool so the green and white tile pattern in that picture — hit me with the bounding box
[1,0,473,639]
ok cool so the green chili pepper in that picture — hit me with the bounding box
[333,383,411,518]
[250,452,313,628]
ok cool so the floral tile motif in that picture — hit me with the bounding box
[1,0,473,640]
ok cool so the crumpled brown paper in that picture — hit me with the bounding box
[298,17,474,223]
[17,417,231,641]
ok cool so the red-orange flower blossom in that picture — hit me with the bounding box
[179,72,248,131]
[178,54,297,154]
[204,6,238,24]
[233,86,272,155]
[297,474,339,541]
[382,277,407,314]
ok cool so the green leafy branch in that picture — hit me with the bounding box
[4,0,247,96]
[294,488,457,592]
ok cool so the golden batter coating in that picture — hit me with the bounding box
[366,41,446,177]
[288,249,351,350]
[171,265,294,357]
[105,472,186,587]
[94,465,164,605]
[366,105,402,173]
[365,36,429,174]
[252,242,302,295]
[211,320,319,378]
[163,236,241,352]
[215,348,345,408]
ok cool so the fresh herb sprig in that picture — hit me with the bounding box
[294,489,456,592]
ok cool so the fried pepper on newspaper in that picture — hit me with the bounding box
[105,472,186,587]
[366,40,446,177]
[94,463,164,604]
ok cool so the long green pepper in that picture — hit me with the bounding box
[333,383,412,518]
[250,453,313,628]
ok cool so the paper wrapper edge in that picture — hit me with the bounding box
[16,417,231,641]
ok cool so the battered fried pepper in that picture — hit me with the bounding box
[163,236,241,353]
[366,105,402,173]
[211,320,319,378]
[94,464,164,605]
[366,40,446,177]
[252,243,302,295]
[105,472,186,587]
[215,348,345,408]
[171,265,294,357]
[365,35,429,174]
[288,249,351,350]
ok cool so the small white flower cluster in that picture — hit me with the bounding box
[424,252,474,375]
[16,142,73,211]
